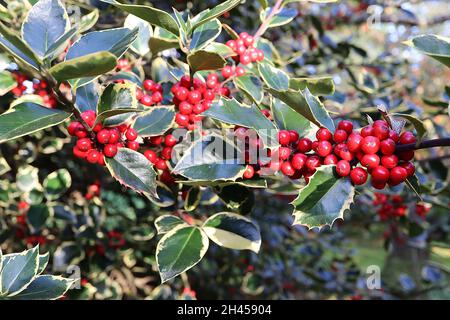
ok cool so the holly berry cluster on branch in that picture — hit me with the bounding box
[373,193,431,221]
[68,110,139,165]
[171,74,230,130]
[136,79,164,107]
[225,32,265,68]
[11,72,57,108]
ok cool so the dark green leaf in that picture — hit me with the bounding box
[156,226,209,283]
[22,0,70,58]
[184,187,202,212]
[291,165,355,229]
[96,82,138,126]
[75,82,99,112]
[106,148,158,200]
[187,50,226,73]
[44,25,78,62]
[133,106,175,137]
[124,14,152,56]
[190,19,221,51]
[43,169,71,200]
[268,87,335,131]
[289,76,335,95]
[204,42,236,58]
[155,215,187,234]
[0,71,17,96]
[191,0,241,29]
[258,62,289,91]
[101,0,179,36]
[0,103,71,143]
[234,74,264,104]
[271,98,314,134]
[49,51,117,82]
[202,212,261,253]
[12,275,73,300]
[406,34,450,68]
[27,204,50,233]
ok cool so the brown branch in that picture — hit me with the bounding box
[396,138,450,152]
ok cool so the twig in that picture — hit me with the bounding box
[254,0,284,40]
[396,138,450,152]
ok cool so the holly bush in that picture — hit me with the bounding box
[0,0,449,300]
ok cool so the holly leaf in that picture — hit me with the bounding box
[154,215,187,235]
[268,87,335,131]
[190,19,222,51]
[11,275,74,300]
[105,148,158,201]
[405,34,450,68]
[0,102,71,143]
[22,0,70,58]
[0,71,17,96]
[258,61,289,91]
[271,98,314,134]
[49,51,117,82]
[133,106,175,137]
[202,212,261,253]
[289,76,335,96]
[43,169,71,200]
[234,74,264,104]
[391,113,427,143]
[191,0,241,30]
[187,50,226,73]
[156,226,209,283]
[260,7,298,28]
[124,14,152,56]
[203,98,279,149]
[96,82,138,126]
[291,165,355,229]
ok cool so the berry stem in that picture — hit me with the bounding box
[254,0,284,40]
[396,138,450,152]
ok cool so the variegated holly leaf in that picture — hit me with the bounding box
[11,275,74,300]
[202,212,261,253]
[234,74,264,104]
[156,226,209,283]
[154,215,187,235]
[404,34,450,68]
[133,106,175,137]
[291,165,355,229]
[289,76,335,95]
[258,61,289,91]
[106,148,158,200]
[271,98,314,135]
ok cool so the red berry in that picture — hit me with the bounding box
[306,155,322,171]
[361,125,373,137]
[278,147,291,160]
[337,120,353,134]
[188,90,202,105]
[316,128,332,141]
[222,66,233,79]
[152,91,163,103]
[324,154,338,165]
[235,66,246,77]
[371,180,386,190]
[73,146,87,158]
[155,159,168,170]
[203,90,215,101]
[226,40,237,50]
[150,136,164,145]
[192,103,204,115]
[97,129,111,144]
[371,166,390,183]
[144,150,158,163]
[86,149,101,164]
[143,79,155,91]
[297,138,312,153]
[126,141,140,151]
[336,160,351,177]
[125,128,138,141]
[389,166,408,186]
[176,113,190,127]
[389,130,399,142]
[109,129,120,144]
[68,121,81,136]
[243,35,254,47]
[397,150,414,161]
[103,144,118,158]
[288,130,299,143]
[381,155,398,169]
[350,167,368,185]
[361,154,380,169]
[361,136,380,154]
[179,101,193,115]
[164,134,178,147]
[380,138,396,155]
[373,123,389,140]
[278,130,291,146]
[76,138,92,152]
[161,146,173,160]
[243,165,255,179]
[399,132,416,145]
[81,110,96,127]
[399,161,415,177]
[256,49,264,61]
[334,129,348,143]
[240,53,252,65]
[315,140,332,157]
[92,123,103,133]
[74,126,88,139]
[291,153,307,170]
[175,87,189,101]
[338,145,354,161]
[281,161,295,176]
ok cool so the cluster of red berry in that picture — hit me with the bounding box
[272,119,415,189]
[142,133,178,185]
[373,193,431,220]
[85,181,101,200]
[136,79,164,107]
[225,32,265,67]
[68,110,139,165]
[116,58,132,72]
[11,73,57,108]
[171,74,230,130]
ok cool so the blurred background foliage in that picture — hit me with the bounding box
[0,0,449,299]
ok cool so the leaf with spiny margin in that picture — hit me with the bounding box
[234,74,264,104]
[11,275,74,300]
[154,215,187,235]
[133,106,175,137]
[202,212,261,253]
[190,19,221,51]
[96,82,138,126]
[124,14,152,56]
[105,148,158,201]
[258,62,289,91]
[191,0,241,30]
[149,27,179,55]
[291,165,355,229]
[187,50,226,73]
[289,76,335,95]
[271,98,315,134]
[100,0,179,36]
[268,87,335,131]
[49,51,117,82]
[173,134,246,181]
[391,113,427,143]
[404,34,450,68]
[203,98,279,149]
[156,225,209,283]
[0,103,71,144]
